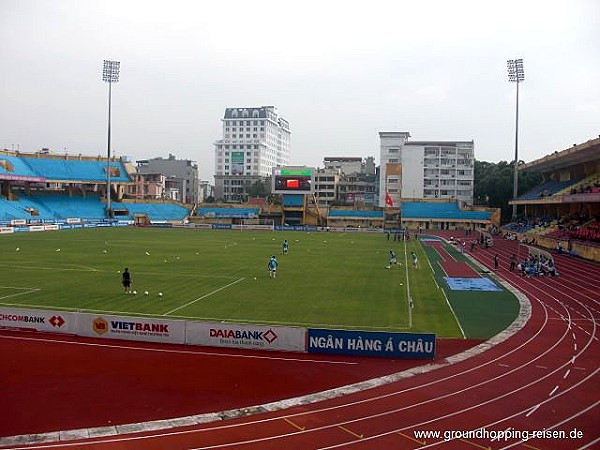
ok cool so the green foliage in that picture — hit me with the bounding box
[474,160,542,222]
[247,180,270,198]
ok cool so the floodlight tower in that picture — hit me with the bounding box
[102,60,120,217]
[507,58,524,221]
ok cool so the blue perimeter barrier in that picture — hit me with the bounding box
[308,328,436,359]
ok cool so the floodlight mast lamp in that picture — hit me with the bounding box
[102,60,120,218]
[507,58,524,221]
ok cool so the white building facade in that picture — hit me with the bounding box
[379,132,474,206]
[214,106,291,202]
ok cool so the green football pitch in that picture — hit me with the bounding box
[0,227,518,338]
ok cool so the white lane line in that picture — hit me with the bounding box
[0,334,356,365]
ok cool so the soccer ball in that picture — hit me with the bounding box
[144,291,149,295]
[158,292,163,297]
[133,290,137,295]
[145,251,150,256]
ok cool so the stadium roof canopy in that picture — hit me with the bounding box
[520,137,600,173]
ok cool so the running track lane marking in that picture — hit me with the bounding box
[525,404,540,417]
[458,438,491,449]
[162,278,245,315]
[397,432,426,445]
[0,334,356,365]
[320,304,595,448]
[498,400,600,450]
[338,425,363,439]
[522,444,541,450]
[283,418,305,431]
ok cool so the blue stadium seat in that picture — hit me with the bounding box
[196,207,259,219]
[402,202,492,221]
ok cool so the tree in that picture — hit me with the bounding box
[247,180,270,198]
[474,160,542,223]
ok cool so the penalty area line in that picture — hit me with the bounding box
[163,278,245,316]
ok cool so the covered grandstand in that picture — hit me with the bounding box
[508,136,600,261]
[0,150,189,224]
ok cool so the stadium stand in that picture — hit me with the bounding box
[282,195,305,207]
[113,202,189,221]
[515,178,585,201]
[401,202,492,221]
[19,157,131,183]
[0,154,43,180]
[0,151,130,183]
[328,210,384,218]
[507,136,600,261]
[195,207,260,219]
[0,150,190,223]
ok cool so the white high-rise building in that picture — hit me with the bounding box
[379,132,474,206]
[214,106,291,202]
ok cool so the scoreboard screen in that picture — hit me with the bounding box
[272,167,315,195]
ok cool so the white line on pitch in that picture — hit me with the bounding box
[0,285,41,290]
[163,278,245,316]
[0,290,41,301]
[549,385,559,396]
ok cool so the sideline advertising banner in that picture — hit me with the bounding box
[0,307,75,334]
[308,328,436,359]
[186,321,306,352]
[76,313,186,344]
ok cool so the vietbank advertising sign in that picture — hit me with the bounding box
[76,313,185,344]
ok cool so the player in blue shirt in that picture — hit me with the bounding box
[268,255,278,278]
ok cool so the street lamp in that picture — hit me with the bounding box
[102,59,120,217]
[507,58,524,221]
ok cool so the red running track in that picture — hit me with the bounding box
[1,234,599,449]
[424,240,479,278]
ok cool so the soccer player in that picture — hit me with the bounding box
[282,239,289,255]
[389,250,397,266]
[411,252,419,269]
[268,255,278,278]
[122,267,132,294]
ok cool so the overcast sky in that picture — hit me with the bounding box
[1,0,598,181]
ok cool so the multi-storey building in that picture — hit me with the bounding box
[315,156,377,207]
[379,132,474,206]
[214,106,291,202]
[135,154,199,203]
